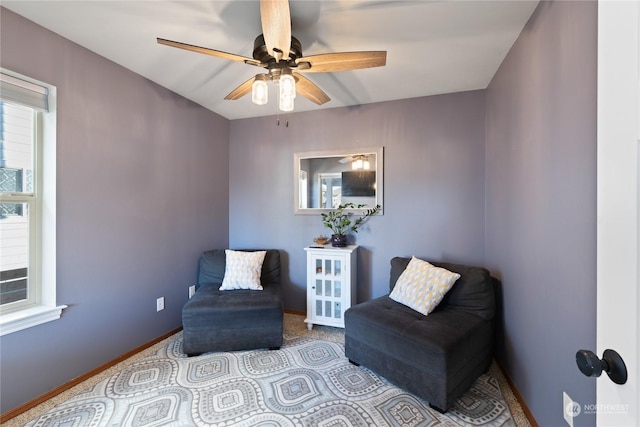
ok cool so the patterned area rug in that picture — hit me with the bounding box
[24,336,514,426]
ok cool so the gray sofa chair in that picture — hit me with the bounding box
[344,256,496,413]
[182,249,283,356]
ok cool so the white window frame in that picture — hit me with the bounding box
[0,69,65,335]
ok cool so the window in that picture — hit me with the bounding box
[0,70,64,335]
[318,173,342,209]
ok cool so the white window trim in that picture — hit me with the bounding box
[0,305,66,335]
[0,69,65,336]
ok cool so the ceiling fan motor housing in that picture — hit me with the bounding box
[253,34,303,64]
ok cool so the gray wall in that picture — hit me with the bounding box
[485,1,597,425]
[0,8,230,413]
[229,91,487,311]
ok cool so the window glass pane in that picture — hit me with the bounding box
[0,200,23,216]
[1,102,34,194]
[0,202,29,306]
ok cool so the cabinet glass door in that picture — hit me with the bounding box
[312,254,345,322]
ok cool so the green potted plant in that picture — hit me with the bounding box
[321,203,381,247]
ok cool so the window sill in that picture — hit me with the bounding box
[0,304,67,336]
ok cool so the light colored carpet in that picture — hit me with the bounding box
[6,313,531,426]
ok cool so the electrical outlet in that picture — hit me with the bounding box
[189,285,196,298]
[563,392,579,427]
[156,297,164,312]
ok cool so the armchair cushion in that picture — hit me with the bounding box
[197,250,226,286]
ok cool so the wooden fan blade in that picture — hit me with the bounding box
[224,76,256,101]
[296,51,387,73]
[294,74,330,105]
[260,0,291,60]
[157,38,265,67]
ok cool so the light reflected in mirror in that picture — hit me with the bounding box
[294,147,383,214]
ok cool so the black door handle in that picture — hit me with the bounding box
[576,349,628,385]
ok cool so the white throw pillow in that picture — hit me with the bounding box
[220,250,267,290]
[389,256,460,316]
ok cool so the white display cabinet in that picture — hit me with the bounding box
[304,245,358,329]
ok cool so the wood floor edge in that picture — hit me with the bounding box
[0,326,183,423]
[496,358,539,427]
[284,308,306,316]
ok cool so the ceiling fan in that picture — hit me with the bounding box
[157,0,387,112]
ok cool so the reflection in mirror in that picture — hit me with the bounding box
[294,147,383,214]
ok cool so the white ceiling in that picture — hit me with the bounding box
[3,1,539,120]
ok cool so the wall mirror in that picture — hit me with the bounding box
[294,147,383,215]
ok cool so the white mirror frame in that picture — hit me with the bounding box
[293,147,384,215]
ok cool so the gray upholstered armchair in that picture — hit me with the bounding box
[345,256,496,412]
[181,249,283,356]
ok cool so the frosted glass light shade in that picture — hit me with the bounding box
[252,77,268,105]
[279,93,295,112]
[280,74,296,98]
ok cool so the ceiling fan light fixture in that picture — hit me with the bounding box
[279,70,296,112]
[279,92,295,112]
[280,72,296,99]
[352,155,370,170]
[252,74,269,105]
